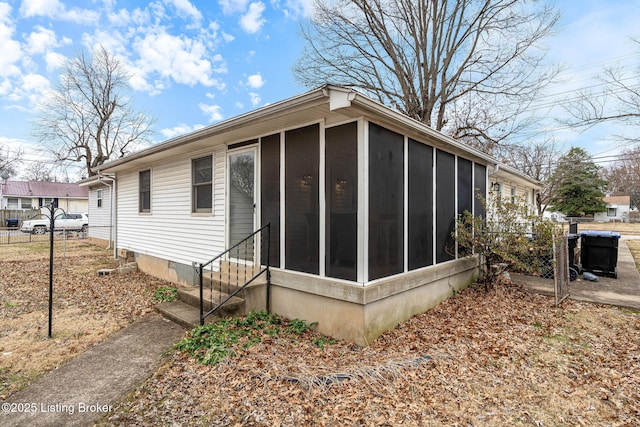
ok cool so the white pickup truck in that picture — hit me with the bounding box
[20,213,89,235]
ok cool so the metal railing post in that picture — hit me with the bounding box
[198,263,204,326]
[266,223,271,313]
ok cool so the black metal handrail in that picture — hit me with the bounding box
[197,223,270,325]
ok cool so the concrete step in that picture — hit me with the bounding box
[155,300,205,329]
[155,299,244,329]
[200,269,268,294]
[177,286,244,311]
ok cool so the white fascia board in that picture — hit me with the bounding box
[94,87,331,174]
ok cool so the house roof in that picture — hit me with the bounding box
[1,180,88,198]
[94,85,539,187]
[604,195,631,206]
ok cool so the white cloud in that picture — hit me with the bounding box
[0,3,22,78]
[133,31,226,89]
[246,73,265,89]
[20,0,99,24]
[278,0,314,18]
[165,0,202,22]
[22,73,49,92]
[19,0,63,18]
[44,52,66,72]
[161,123,205,139]
[219,0,250,14]
[25,26,67,55]
[248,91,261,107]
[240,2,266,33]
[199,103,224,122]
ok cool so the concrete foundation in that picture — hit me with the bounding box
[131,250,478,345]
[270,256,478,345]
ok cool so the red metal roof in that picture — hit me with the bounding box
[1,180,88,198]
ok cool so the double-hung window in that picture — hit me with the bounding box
[97,189,103,208]
[192,155,213,213]
[139,170,151,213]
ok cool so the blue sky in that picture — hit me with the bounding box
[0,0,639,179]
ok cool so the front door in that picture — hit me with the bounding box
[228,148,257,261]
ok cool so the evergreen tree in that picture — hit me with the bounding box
[548,147,607,216]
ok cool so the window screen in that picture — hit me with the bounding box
[368,123,404,280]
[474,163,487,218]
[436,150,455,263]
[285,124,320,274]
[326,122,358,281]
[408,139,433,270]
[457,157,473,257]
[260,133,281,267]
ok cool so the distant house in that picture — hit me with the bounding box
[594,195,631,222]
[78,175,114,247]
[0,180,88,213]
[83,85,540,345]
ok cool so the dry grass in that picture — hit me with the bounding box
[627,240,640,271]
[0,241,173,399]
[563,221,640,235]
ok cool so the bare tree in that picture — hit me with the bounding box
[33,45,154,177]
[0,145,22,179]
[503,138,561,216]
[602,146,640,208]
[563,39,640,142]
[20,160,55,182]
[294,0,560,152]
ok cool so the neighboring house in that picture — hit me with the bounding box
[594,195,631,222]
[78,175,114,247]
[488,166,540,216]
[87,85,540,345]
[0,180,88,214]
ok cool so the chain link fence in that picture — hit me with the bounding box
[0,225,113,245]
[507,232,572,306]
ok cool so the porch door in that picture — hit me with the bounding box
[228,148,257,261]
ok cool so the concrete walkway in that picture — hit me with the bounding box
[514,237,640,309]
[0,313,185,427]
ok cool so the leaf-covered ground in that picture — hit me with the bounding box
[103,281,640,426]
[0,241,173,399]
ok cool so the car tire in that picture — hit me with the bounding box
[32,227,46,235]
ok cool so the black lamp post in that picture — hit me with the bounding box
[43,202,65,339]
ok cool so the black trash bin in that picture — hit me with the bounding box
[580,230,620,279]
[5,218,19,228]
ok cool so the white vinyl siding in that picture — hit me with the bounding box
[116,145,227,267]
[88,185,112,241]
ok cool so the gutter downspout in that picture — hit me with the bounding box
[97,173,117,260]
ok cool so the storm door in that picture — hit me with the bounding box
[228,148,257,262]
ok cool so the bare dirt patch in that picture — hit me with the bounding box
[104,282,640,426]
[0,241,174,399]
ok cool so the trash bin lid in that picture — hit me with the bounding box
[580,230,620,238]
